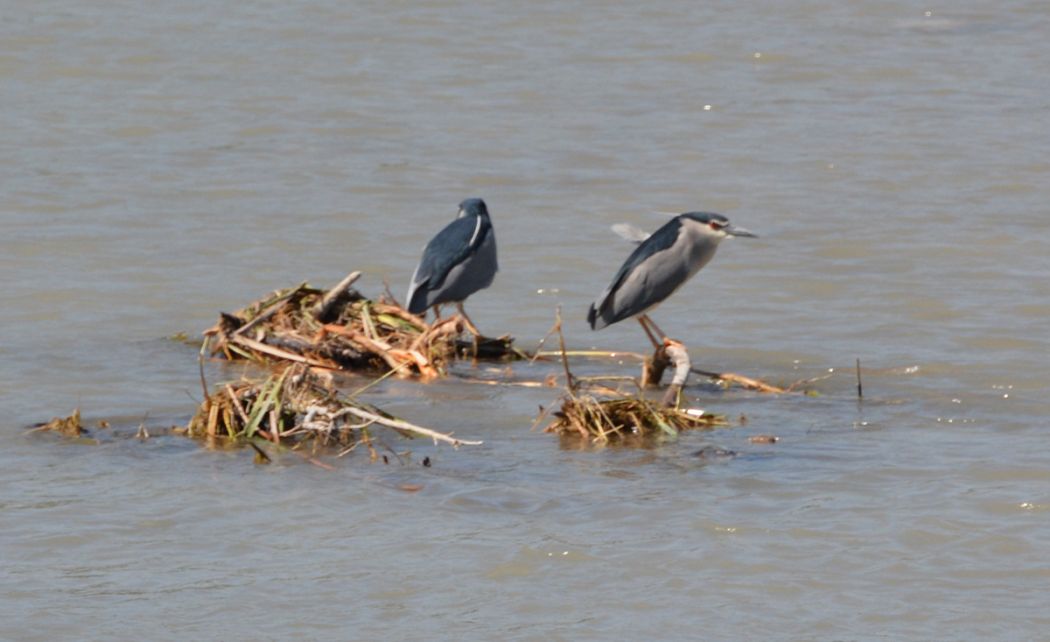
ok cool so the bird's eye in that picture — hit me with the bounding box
[709,221,725,231]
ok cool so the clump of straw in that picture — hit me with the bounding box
[203,271,520,380]
[544,394,726,443]
[29,408,86,437]
[537,308,727,444]
[187,363,481,452]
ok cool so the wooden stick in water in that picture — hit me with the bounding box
[660,340,691,407]
[233,285,304,337]
[333,405,482,447]
[691,368,786,393]
[554,307,576,394]
[230,335,334,369]
[313,271,362,322]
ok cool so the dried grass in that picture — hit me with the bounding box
[544,394,727,443]
[186,363,481,452]
[29,408,86,437]
[203,273,521,380]
[537,308,728,444]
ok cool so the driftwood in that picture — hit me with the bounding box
[313,271,361,322]
[640,339,692,407]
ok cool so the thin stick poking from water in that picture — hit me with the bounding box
[554,306,576,394]
[198,342,211,406]
[856,357,863,399]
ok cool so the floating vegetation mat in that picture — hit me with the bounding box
[30,296,800,460]
[29,364,480,465]
[203,271,522,379]
[534,311,730,445]
[543,393,727,444]
[30,408,87,438]
[187,363,481,454]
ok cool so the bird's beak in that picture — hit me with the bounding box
[726,225,757,238]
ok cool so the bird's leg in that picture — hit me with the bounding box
[637,315,663,350]
[454,302,482,337]
[430,304,443,325]
[640,314,669,343]
[455,302,482,357]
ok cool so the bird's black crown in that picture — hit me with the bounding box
[459,198,489,217]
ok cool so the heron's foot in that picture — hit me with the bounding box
[452,303,483,358]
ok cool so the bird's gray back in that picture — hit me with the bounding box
[425,227,496,306]
[589,216,718,328]
[407,213,496,312]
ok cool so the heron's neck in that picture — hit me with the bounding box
[681,223,723,272]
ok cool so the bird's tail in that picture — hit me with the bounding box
[586,303,602,330]
[406,285,428,315]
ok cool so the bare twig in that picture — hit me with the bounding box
[336,405,482,447]
[691,368,786,393]
[248,441,272,463]
[533,349,648,361]
[529,315,563,364]
[784,371,835,392]
[313,271,361,322]
[198,341,212,406]
[232,286,304,337]
[230,335,334,369]
[348,360,414,397]
[554,306,576,394]
[225,384,250,425]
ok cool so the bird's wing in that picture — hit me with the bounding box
[611,222,651,244]
[408,215,488,295]
[593,217,683,318]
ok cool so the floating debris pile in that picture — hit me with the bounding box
[203,271,520,379]
[30,408,87,438]
[536,311,728,444]
[544,393,727,443]
[187,363,481,452]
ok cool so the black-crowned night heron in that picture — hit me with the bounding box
[406,198,497,334]
[587,211,756,347]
